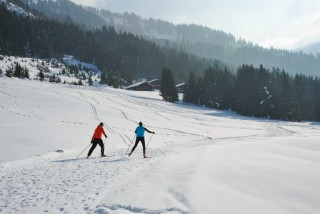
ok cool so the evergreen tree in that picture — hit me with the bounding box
[198,65,234,110]
[235,65,280,117]
[219,67,235,110]
[183,72,198,104]
[199,66,217,108]
[293,74,317,120]
[23,66,29,79]
[13,63,23,78]
[100,71,107,85]
[315,78,320,121]
[39,70,45,81]
[160,67,178,102]
[88,76,93,86]
[277,71,302,121]
[255,65,273,117]
[234,65,259,116]
[5,66,14,77]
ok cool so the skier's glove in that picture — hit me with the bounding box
[153,132,155,134]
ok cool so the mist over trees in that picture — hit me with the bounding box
[18,0,320,77]
[0,3,212,85]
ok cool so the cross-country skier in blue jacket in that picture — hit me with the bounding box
[128,122,155,158]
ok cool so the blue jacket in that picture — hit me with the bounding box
[135,126,153,137]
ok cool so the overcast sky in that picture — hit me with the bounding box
[70,0,320,50]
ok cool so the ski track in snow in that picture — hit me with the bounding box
[1,79,320,213]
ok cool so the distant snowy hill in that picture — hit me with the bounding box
[0,78,320,213]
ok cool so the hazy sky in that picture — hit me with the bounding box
[71,0,320,50]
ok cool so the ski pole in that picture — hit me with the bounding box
[76,143,91,158]
[146,133,154,149]
[125,135,136,155]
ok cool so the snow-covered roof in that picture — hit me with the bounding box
[176,83,185,87]
[125,81,154,90]
[148,79,160,84]
[125,81,145,89]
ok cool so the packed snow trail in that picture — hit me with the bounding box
[1,79,320,213]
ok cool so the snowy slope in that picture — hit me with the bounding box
[63,55,101,73]
[0,78,320,213]
[0,55,100,85]
[0,0,35,17]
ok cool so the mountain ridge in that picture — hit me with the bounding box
[296,42,320,55]
[14,0,320,77]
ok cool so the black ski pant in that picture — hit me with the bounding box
[88,138,104,156]
[130,137,146,154]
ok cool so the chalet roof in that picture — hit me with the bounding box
[125,81,154,90]
[125,81,146,89]
[176,83,186,88]
[148,79,161,84]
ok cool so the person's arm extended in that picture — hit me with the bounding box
[102,127,107,138]
[145,128,155,134]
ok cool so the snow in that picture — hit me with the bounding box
[124,81,149,89]
[31,0,57,4]
[63,55,101,74]
[0,78,320,213]
[1,0,35,17]
[176,83,185,87]
[0,55,100,84]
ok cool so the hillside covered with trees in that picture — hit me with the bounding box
[183,64,320,121]
[16,0,320,77]
[0,3,214,84]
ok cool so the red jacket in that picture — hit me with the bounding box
[92,125,106,140]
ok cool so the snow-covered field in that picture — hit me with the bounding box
[0,78,320,214]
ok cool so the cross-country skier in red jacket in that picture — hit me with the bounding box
[87,122,108,158]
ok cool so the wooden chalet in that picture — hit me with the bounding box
[176,83,186,93]
[148,79,161,90]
